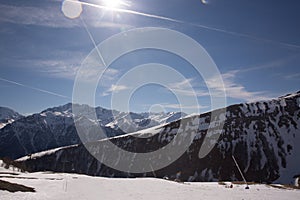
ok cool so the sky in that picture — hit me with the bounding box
[0,0,300,115]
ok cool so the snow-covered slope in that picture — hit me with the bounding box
[17,91,300,184]
[0,164,299,200]
[0,107,23,129]
[0,103,185,159]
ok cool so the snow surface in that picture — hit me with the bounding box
[0,164,300,200]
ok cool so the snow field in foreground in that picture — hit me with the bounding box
[0,169,300,200]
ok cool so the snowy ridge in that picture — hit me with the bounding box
[97,122,167,142]
[16,144,79,162]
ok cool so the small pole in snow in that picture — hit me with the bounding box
[232,155,249,189]
[62,160,68,192]
[150,164,157,178]
[65,176,68,192]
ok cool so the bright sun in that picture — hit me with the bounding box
[103,0,123,9]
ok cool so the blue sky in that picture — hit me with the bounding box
[0,0,300,115]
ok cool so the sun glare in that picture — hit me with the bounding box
[103,0,124,9]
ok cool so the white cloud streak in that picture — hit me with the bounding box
[284,73,300,80]
[108,84,129,92]
[32,59,80,79]
[161,103,208,110]
[166,74,271,102]
[166,71,275,103]
[102,83,129,96]
[0,77,70,99]
[20,50,83,80]
[168,78,209,97]
[234,55,299,73]
[207,70,274,102]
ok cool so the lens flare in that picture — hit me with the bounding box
[62,0,82,19]
[102,0,123,9]
[201,0,208,5]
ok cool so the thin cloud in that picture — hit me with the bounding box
[157,72,274,103]
[67,0,300,50]
[234,55,299,73]
[30,59,80,79]
[171,78,194,89]
[108,84,129,92]
[284,73,300,80]
[207,70,274,102]
[20,50,84,80]
[0,3,132,29]
[0,77,70,99]
[168,78,209,97]
[2,1,299,50]
[141,103,208,112]
[0,4,78,28]
[102,84,129,96]
[162,103,208,110]
[21,52,120,84]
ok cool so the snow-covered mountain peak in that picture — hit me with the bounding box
[0,107,22,119]
[41,103,73,114]
[0,107,23,129]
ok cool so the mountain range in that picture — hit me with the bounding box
[1,91,300,184]
[0,103,186,159]
[14,91,300,184]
